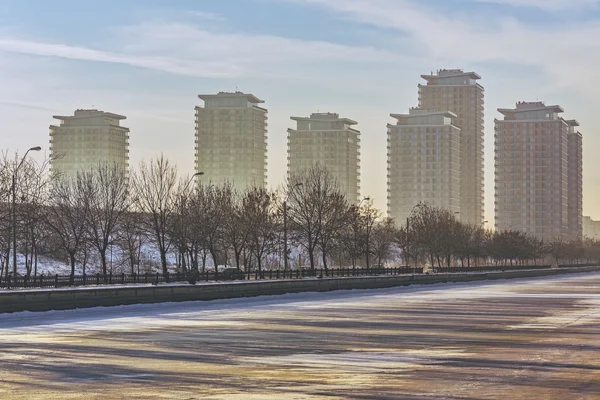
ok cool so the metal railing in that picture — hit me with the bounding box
[434,265,552,273]
[1,263,594,290]
[0,267,423,290]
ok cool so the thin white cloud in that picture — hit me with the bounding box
[116,22,407,78]
[0,24,406,81]
[0,37,239,78]
[472,0,600,11]
[185,10,223,21]
[0,99,55,111]
[284,0,600,96]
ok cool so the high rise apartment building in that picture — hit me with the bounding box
[494,101,583,241]
[49,109,129,178]
[195,92,267,192]
[387,109,461,224]
[583,216,600,239]
[418,69,484,225]
[567,123,583,241]
[287,112,360,202]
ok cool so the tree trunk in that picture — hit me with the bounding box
[210,250,219,273]
[234,251,241,271]
[160,249,168,275]
[34,247,38,278]
[69,252,76,284]
[201,250,207,273]
[256,253,262,273]
[308,246,316,271]
[181,244,187,273]
[129,244,136,274]
[100,248,107,276]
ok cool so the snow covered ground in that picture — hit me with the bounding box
[1,272,600,399]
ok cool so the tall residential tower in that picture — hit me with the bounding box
[195,92,268,191]
[418,69,484,225]
[387,109,461,223]
[494,101,583,241]
[49,109,130,178]
[287,112,360,202]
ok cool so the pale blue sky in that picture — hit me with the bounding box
[1,0,600,223]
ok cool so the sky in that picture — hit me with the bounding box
[1,0,600,224]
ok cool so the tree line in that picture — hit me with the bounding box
[0,152,598,279]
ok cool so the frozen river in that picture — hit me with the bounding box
[1,273,600,399]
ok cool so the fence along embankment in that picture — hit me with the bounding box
[0,265,599,314]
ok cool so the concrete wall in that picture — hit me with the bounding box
[1,266,599,314]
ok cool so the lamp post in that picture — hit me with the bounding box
[283,182,303,271]
[12,146,41,276]
[180,171,204,272]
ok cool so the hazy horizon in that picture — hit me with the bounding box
[2,0,600,224]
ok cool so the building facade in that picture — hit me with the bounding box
[287,112,360,202]
[195,92,267,192]
[387,109,461,224]
[418,69,484,225]
[583,216,600,239]
[49,109,129,178]
[567,122,583,241]
[494,101,583,241]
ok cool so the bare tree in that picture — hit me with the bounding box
[203,184,231,272]
[80,164,130,276]
[486,230,542,266]
[358,200,380,269]
[45,177,88,278]
[370,218,397,267]
[0,154,12,277]
[182,185,210,273]
[286,165,348,271]
[341,205,366,268]
[132,155,178,275]
[181,183,231,273]
[408,203,456,268]
[242,187,278,273]
[454,224,490,268]
[117,210,146,275]
[222,187,249,271]
[317,191,350,270]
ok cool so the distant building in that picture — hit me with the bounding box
[387,108,461,224]
[567,123,583,241]
[49,109,129,178]
[195,92,267,192]
[583,216,600,239]
[287,112,360,202]
[418,69,484,225]
[494,101,583,241]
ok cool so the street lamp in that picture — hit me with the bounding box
[12,146,41,276]
[186,171,205,190]
[283,182,303,271]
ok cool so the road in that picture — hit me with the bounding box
[1,273,599,399]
